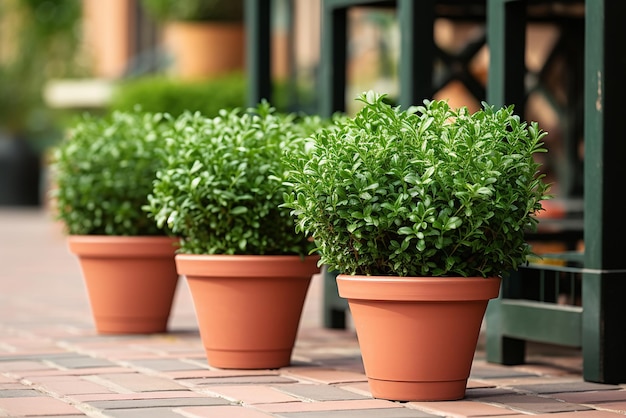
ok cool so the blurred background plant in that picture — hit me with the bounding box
[0,0,85,148]
[0,0,85,205]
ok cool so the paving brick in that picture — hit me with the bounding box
[182,375,298,386]
[101,406,188,418]
[512,381,621,394]
[126,358,206,372]
[48,355,116,369]
[30,376,118,396]
[551,389,626,404]
[94,373,189,392]
[18,366,132,377]
[464,387,519,398]
[591,401,626,413]
[0,396,82,416]
[274,383,370,401]
[176,405,275,418]
[69,390,204,402]
[277,408,439,418]
[486,393,593,414]
[0,360,52,373]
[87,396,229,409]
[530,411,626,417]
[469,365,541,379]
[0,389,43,398]
[284,368,368,384]
[202,384,302,404]
[256,399,402,413]
[409,400,522,417]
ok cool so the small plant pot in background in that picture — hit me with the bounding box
[337,275,501,401]
[175,254,320,369]
[68,235,179,334]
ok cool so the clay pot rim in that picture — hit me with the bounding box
[336,274,501,302]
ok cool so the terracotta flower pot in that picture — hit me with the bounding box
[68,236,179,334]
[337,275,501,401]
[163,21,245,79]
[175,254,320,369]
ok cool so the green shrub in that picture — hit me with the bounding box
[283,92,551,278]
[51,110,173,236]
[144,102,327,255]
[109,74,246,117]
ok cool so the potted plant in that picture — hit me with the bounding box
[50,110,179,334]
[283,92,550,401]
[144,103,325,369]
[140,0,245,79]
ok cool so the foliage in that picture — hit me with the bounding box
[0,0,84,144]
[51,111,173,236]
[144,102,327,255]
[109,74,246,118]
[283,92,551,278]
[140,0,243,22]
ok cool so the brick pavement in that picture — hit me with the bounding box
[1,208,626,417]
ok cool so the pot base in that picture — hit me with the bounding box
[95,317,169,335]
[206,348,291,370]
[368,377,466,402]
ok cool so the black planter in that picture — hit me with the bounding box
[0,135,41,206]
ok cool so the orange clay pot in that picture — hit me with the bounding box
[337,275,501,401]
[68,236,179,334]
[163,22,245,79]
[175,254,320,369]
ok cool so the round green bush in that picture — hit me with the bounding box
[144,102,326,255]
[283,92,551,278]
[51,111,173,236]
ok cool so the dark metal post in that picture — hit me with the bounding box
[397,0,434,109]
[582,0,626,384]
[245,0,272,107]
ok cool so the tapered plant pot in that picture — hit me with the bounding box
[337,275,501,401]
[68,236,179,334]
[175,254,320,369]
[163,21,245,79]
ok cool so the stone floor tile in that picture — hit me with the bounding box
[512,381,621,394]
[277,408,439,417]
[466,379,495,389]
[486,393,593,414]
[87,396,229,410]
[551,389,626,404]
[69,390,205,402]
[170,369,280,379]
[181,375,298,387]
[124,358,206,372]
[101,406,189,418]
[256,399,402,413]
[17,366,132,377]
[176,405,275,418]
[337,381,373,397]
[30,376,118,396]
[47,355,116,369]
[408,400,523,417]
[284,368,368,384]
[0,396,82,416]
[202,384,302,404]
[470,364,540,379]
[0,389,42,398]
[464,387,519,398]
[94,372,189,392]
[591,401,626,413]
[0,360,52,373]
[274,383,370,401]
[530,411,626,417]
